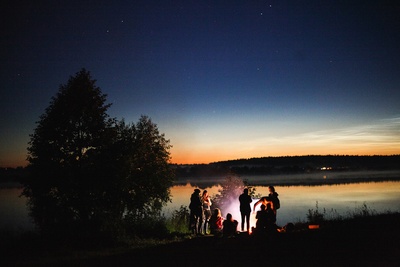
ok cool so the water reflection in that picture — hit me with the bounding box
[0,187,34,231]
[165,181,400,229]
[2,180,400,232]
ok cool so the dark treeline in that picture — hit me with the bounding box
[2,155,399,184]
[173,155,400,178]
[0,167,28,185]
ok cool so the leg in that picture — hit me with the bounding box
[245,212,250,232]
[203,209,211,234]
[197,212,203,234]
[241,212,245,231]
[189,211,196,233]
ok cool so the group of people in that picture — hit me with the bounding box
[240,186,280,235]
[189,186,280,237]
[189,189,212,235]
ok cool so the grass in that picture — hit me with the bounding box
[2,205,400,266]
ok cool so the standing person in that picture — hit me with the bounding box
[201,190,212,234]
[209,208,223,236]
[268,186,280,215]
[189,189,202,235]
[239,188,252,232]
[223,213,238,238]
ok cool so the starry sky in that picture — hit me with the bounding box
[1,0,400,168]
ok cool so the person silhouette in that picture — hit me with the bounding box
[209,208,223,236]
[253,186,280,215]
[268,186,280,215]
[201,190,212,234]
[223,213,238,238]
[253,196,273,212]
[189,189,202,235]
[255,204,268,234]
[265,202,277,234]
[239,188,252,232]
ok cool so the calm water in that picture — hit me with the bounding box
[164,181,400,229]
[2,175,400,231]
[0,187,34,231]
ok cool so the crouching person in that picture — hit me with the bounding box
[209,208,224,237]
[223,213,238,238]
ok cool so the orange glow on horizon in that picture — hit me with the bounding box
[0,156,28,169]
[1,145,399,168]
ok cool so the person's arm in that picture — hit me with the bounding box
[217,217,223,228]
[253,199,262,212]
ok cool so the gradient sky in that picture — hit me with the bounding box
[1,0,400,167]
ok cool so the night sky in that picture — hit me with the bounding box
[1,0,399,167]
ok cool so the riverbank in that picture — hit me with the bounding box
[2,212,399,267]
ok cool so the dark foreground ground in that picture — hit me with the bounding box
[3,213,400,267]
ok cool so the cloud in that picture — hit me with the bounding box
[247,116,400,156]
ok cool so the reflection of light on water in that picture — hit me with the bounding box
[164,181,400,227]
[2,180,400,232]
[321,167,332,170]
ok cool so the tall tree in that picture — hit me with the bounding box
[119,116,174,222]
[24,69,116,235]
[24,69,174,240]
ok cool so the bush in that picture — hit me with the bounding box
[166,205,190,234]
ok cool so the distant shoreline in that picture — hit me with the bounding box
[173,169,400,187]
[3,170,400,188]
[173,155,400,180]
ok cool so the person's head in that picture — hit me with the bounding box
[268,186,275,193]
[266,203,272,210]
[202,190,208,197]
[244,188,248,194]
[226,213,233,221]
[194,189,201,194]
[213,208,221,217]
[260,204,266,210]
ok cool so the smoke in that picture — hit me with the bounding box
[211,176,258,230]
[223,198,257,231]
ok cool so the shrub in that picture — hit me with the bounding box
[166,205,190,234]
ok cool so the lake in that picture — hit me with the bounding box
[1,171,400,231]
[165,180,400,229]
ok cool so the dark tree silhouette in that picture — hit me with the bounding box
[23,69,174,240]
[117,116,174,221]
